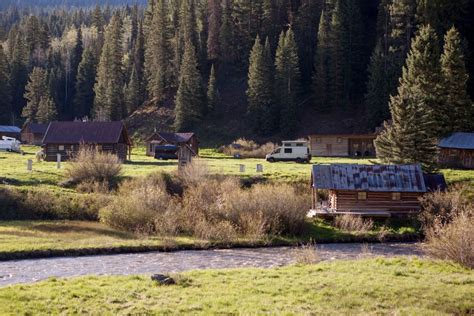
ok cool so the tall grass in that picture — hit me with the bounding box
[333,215,374,233]
[219,138,276,158]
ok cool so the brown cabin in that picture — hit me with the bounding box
[438,132,474,169]
[42,121,132,161]
[146,132,198,156]
[309,134,377,157]
[21,123,48,145]
[0,125,21,140]
[311,164,436,217]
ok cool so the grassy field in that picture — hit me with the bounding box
[2,146,472,192]
[0,220,418,260]
[0,258,472,314]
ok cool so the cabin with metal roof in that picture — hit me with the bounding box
[21,123,49,145]
[310,164,433,217]
[42,121,132,161]
[438,132,474,169]
[145,131,198,156]
[0,125,21,140]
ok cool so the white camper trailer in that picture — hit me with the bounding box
[0,136,21,152]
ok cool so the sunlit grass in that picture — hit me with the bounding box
[0,258,472,314]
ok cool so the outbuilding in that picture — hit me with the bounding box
[21,123,49,145]
[310,164,437,217]
[438,132,474,169]
[42,121,132,161]
[0,125,21,140]
[145,132,198,156]
[308,134,377,157]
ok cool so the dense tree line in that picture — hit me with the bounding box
[0,0,472,149]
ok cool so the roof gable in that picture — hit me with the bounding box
[147,132,195,143]
[24,123,48,134]
[438,132,474,150]
[43,121,131,145]
[312,164,426,193]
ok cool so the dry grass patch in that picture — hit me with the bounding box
[333,215,374,233]
[220,138,276,158]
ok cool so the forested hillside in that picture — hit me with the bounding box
[0,0,473,144]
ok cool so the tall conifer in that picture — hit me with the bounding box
[0,46,12,124]
[73,48,97,119]
[207,63,218,110]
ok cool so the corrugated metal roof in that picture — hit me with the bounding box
[0,126,21,133]
[148,132,195,143]
[43,121,131,145]
[312,164,426,192]
[438,132,474,150]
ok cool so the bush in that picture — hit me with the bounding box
[65,146,122,186]
[0,187,107,220]
[220,138,276,158]
[333,215,374,233]
[419,185,471,228]
[99,174,172,233]
[424,212,474,268]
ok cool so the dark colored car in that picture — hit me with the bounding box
[154,145,179,160]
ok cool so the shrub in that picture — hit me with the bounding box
[293,243,318,265]
[99,175,172,232]
[65,146,122,186]
[333,215,374,233]
[424,211,474,268]
[220,138,276,158]
[419,185,471,228]
[0,187,107,220]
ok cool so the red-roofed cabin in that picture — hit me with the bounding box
[145,132,198,156]
[42,121,132,161]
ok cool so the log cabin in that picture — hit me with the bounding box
[42,121,132,161]
[438,132,474,169]
[145,131,198,156]
[308,134,377,157]
[311,164,434,217]
[21,123,48,145]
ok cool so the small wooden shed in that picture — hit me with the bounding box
[311,164,430,217]
[0,125,21,140]
[146,132,198,156]
[438,132,474,169]
[42,121,132,161]
[21,123,49,145]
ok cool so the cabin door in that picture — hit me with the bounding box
[326,144,332,155]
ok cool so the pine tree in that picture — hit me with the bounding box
[93,13,125,121]
[36,95,57,124]
[312,9,331,110]
[0,46,12,124]
[207,63,218,110]
[22,67,50,123]
[375,25,441,173]
[439,27,473,134]
[133,21,146,107]
[219,0,234,72]
[9,34,29,119]
[207,0,221,61]
[73,48,97,119]
[174,41,205,132]
[416,0,469,37]
[145,0,173,104]
[125,67,140,115]
[65,26,83,119]
[275,28,301,135]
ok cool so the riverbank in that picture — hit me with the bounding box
[0,220,420,261]
[0,257,472,314]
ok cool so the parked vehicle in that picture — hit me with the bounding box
[0,136,21,152]
[266,140,311,163]
[154,145,179,160]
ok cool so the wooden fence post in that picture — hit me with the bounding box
[57,154,61,169]
[256,164,263,172]
[27,159,32,171]
[239,164,245,172]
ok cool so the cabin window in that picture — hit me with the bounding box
[357,192,367,200]
[337,137,343,143]
[391,192,401,201]
[284,148,292,154]
[58,145,64,151]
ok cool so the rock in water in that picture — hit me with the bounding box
[151,274,175,285]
